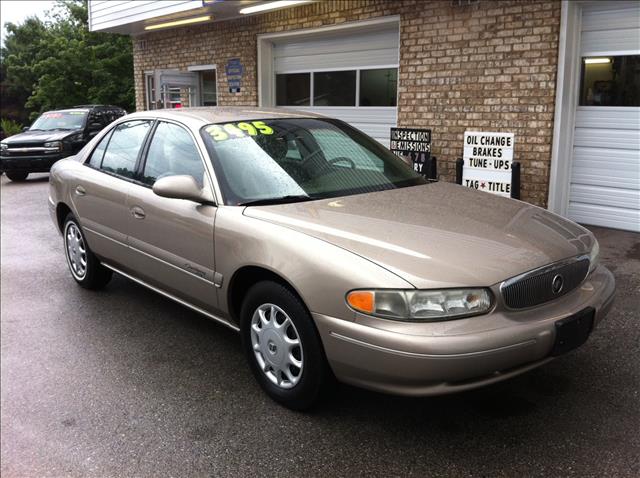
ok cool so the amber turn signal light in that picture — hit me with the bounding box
[346,290,375,314]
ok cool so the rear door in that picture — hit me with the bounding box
[73,119,153,270]
[125,120,218,312]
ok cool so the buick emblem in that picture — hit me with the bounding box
[551,274,564,294]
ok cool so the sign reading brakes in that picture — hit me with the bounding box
[389,127,431,176]
[205,121,274,141]
[462,131,514,197]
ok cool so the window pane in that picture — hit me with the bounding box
[580,55,640,106]
[87,130,112,169]
[313,71,356,106]
[276,73,310,106]
[101,120,151,178]
[142,122,204,187]
[200,70,217,106]
[360,68,398,107]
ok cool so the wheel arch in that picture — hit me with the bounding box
[227,265,309,326]
[55,202,73,233]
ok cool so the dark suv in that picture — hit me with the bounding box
[0,105,126,181]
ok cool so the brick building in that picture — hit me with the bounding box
[89,0,640,232]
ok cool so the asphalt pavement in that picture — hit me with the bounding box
[1,173,639,477]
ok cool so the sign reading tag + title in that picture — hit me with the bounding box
[462,131,514,197]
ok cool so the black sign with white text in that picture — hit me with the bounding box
[390,127,432,176]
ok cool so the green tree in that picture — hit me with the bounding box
[1,0,134,123]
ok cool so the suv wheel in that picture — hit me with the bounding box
[240,280,330,410]
[6,172,28,181]
[63,213,112,289]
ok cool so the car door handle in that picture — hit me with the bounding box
[130,206,146,219]
[74,185,86,196]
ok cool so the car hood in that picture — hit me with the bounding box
[243,182,595,288]
[2,129,80,144]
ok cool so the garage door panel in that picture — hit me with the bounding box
[572,148,640,188]
[582,3,640,32]
[575,107,640,130]
[573,128,640,149]
[276,48,399,73]
[581,29,640,56]
[568,202,640,232]
[569,184,640,209]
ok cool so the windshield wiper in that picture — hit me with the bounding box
[238,195,318,207]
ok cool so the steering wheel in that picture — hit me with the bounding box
[328,157,356,169]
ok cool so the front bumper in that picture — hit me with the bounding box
[314,265,615,396]
[0,153,67,173]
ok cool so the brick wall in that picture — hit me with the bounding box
[132,0,561,207]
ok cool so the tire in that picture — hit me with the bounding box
[6,172,28,181]
[63,213,112,289]
[240,280,330,410]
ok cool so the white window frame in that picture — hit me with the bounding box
[188,64,218,107]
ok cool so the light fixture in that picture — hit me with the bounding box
[584,58,611,64]
[145,15,212,31]
[239,1,312,15]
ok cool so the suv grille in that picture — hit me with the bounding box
[501,256,590,309]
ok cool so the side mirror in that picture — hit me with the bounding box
[152,175,215,205]
[22,126,30,132]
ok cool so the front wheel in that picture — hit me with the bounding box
[63,213,112,289]
[240,281,330,410]
[6,172,28,181]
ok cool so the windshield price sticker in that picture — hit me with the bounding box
[205,121,274,142]
[462,131,514,197]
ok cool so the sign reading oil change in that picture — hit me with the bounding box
[389,128,431,176]
[462,131,514,197]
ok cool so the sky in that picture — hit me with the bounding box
[1,0,56,45]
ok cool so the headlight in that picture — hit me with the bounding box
[588,238,599,274]
[44,141,62,151]
[0,142,7,152]
[346,288,493,321]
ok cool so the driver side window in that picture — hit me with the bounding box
[141,122,205,187]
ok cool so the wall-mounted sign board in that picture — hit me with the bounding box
[390,127,431,177]
[462,131,514,197]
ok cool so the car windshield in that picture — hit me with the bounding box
[200,118,426,205]
[30,110,88,131]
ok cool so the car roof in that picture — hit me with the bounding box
[122,107,326,127]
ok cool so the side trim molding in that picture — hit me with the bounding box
[102,262,239,332]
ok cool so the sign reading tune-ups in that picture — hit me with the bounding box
[462,131,514,197]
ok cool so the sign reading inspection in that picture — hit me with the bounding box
[390,127,431,176]
[462,131,514,197]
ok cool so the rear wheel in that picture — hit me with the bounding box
[240,280,330,410]
[63,213,112,289]
[6,172,28,181]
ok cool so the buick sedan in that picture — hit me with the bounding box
[48,108,615,409]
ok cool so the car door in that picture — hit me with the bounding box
[126,120,218,313]
[72,119,153,272]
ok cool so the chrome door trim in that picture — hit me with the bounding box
[102,262,239,332]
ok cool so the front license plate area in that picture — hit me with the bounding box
[551,307,595,356]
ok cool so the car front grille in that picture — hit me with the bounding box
[501,256,590,309]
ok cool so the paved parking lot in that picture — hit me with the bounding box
[1,173,639,477]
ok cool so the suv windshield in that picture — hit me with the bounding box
[30,110,88,131]
[200,118,426,205]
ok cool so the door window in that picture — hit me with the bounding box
[100,120,152,179]
[141,122,205,187]
[87,129,113,168]
[580,55,640,106]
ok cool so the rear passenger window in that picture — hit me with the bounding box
[101,120,152,179]
[87,130,113,168]
[141,122,205,187]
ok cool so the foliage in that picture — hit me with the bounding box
[0,118,24,137]
[0,0,134,123]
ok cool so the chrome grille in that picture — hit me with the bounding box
[501,256,590,309]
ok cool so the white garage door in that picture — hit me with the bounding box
[568,2,640,232]
[271,22,399,147]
